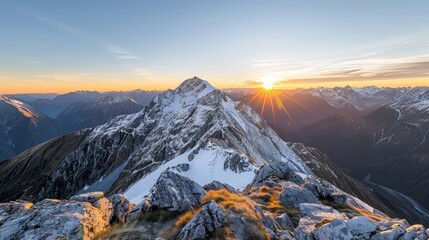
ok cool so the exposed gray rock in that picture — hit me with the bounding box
[276,230,295,240]
[304,177,347,205]
[275,213,294,230]
[299,203,343,222]
[142,170,206,212]
[313,219,353,240]
[203,180,238,194]
[279,182,321,208]
[378,219,410,231]
[108,194,135,223]
[380,224,406,240]
[294,218,316,240]
[92,197,113,223]
[252,162,305,186]
[176,201,226,240]
[261,213,282,238]
[346,216,377,238]
[69,191,105,203]
[399,224,427,240]
[0,199,109,240]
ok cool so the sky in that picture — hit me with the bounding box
[1,0,429,93]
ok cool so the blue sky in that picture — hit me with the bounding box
[1,0,429,93]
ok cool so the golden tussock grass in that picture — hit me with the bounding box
[248,185,286,215]
[202,189,260,220]
[175,208,200,227]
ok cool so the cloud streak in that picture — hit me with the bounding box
[250,29,429,87]
[108,46,142,60]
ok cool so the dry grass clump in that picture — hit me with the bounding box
[175,208,200,227]
[248,185,286,214]
[202,189,271,240]
[202,189,260,220]
[315,218,335,228]
[321,199,386,222]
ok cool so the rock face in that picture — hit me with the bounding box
[299,203,343,222]
[0,95,64,161]
[0,192,134,240]
[141,170,206,212]
[252,161,305,186]
[279,182,321,208]
[56,95,144,133]
[177,201,226,240]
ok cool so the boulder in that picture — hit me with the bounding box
[304,178,347,204]
[346,216,377,236]
[92,197,113,222]
[203,180,238,194]
[399,224,427,240]
[279,182,321,208]
[142,170,207,212]
[378,219,410,231]
[69,192,104,203]
[108,194,135,223]
[176,201,226,240]
[0,199,109,240]
[294,218,317,240]
[313,219,353,240]
[252,162,305,186]
[275,213,294,230]
[380,224,406,240]
[299,203,343,222]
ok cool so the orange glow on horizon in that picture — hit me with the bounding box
[1,76,429,94]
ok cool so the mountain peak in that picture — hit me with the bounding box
[176,76,216,97]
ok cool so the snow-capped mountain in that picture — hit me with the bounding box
[56,95,143,132]
[289,104,429,212]
[0,77,311,202]
[306,86,429,113]
[0,95,64,161]
[31,91,102,118]
[30,90,161,118]
[1,78,427,239]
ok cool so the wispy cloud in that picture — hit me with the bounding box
[19,10,80,34]
[250,30,429,87]
[108,46,141,60]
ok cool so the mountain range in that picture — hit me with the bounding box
[1,78,429,239]
[0,90,160,161]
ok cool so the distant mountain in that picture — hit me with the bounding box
[31,91,102,118]
[105,89,161,106]
[2,78,426,239]
[0,95,64,161]
[304,86,429,113]
[239,90,337,133]
[7,93,58,103]
[56,95,144,132]
[289,104,429,210]
[30,90,161,118]
[0,78,391,213]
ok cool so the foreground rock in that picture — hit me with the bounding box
[177,201,226,240]
[141,170,207,212]
[0,192,134,240]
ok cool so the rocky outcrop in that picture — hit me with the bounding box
[279,182,321,208]
[299,203,344,222]
[251,161,305,186]
[275,213,294,230]
[108,194,135,223]
[176,201,226,240]
[141,170,206,212]
[203,180,238,194]
[0,192,133,240]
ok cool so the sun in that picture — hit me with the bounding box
[262,78,275,90]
